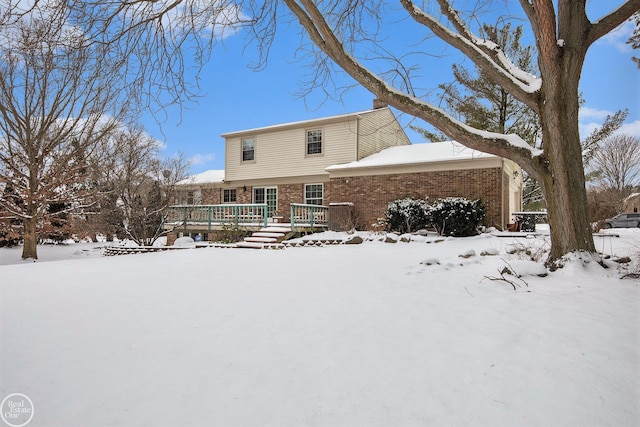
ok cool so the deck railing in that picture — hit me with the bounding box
[290,203,329,231]
[164,204,269,230]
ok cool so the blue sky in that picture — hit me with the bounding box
[141,3,640,175]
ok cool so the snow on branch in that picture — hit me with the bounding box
[400,0,541,107]
[378,79,543,162]
[285,0,542,171]
[471,36,542,93]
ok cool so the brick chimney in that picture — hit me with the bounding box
[373,98,388,110]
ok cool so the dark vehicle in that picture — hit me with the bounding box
[604,213,640,228]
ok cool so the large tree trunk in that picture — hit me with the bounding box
[21,216,38,260]
[534,3,596,265]
[538,109,596,264]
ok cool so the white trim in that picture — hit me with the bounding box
[221,108,389,138]
[304,183,324,205]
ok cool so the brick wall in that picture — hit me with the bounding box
[236,188,252,204]
[326,168,504,230]
[277,184,304,221]
[201,187,221,205]
[174,168,506,230]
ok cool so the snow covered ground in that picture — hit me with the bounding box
[0,242,108,265]
[1,229,639,426]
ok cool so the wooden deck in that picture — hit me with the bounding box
[163,203,330,234]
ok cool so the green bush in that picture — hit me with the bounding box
[385,198,431,234]
[429,197,485,237]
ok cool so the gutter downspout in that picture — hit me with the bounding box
[355,115,361,160]
[501,159,506,231]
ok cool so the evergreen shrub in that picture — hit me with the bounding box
[385,198,431,234]
[430,197,485,236]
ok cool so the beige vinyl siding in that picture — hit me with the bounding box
[502,159,523,185]
[225,119,358,181]
[357,108,411,160]
[503,159,523,217]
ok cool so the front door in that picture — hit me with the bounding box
[253,187,277,218]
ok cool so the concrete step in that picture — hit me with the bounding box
[236,241,264,249]
[244,236,278,243]
[252,232,286,239]
[261,226,291,233]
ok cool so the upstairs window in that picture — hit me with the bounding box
[305,184,323,205]
[223,189,237,203]
[242,138,255,162]
[306,129,323,155]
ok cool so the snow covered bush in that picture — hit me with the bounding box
[385,198,431,234]
[385,197,485,236]
[429,197,486,237]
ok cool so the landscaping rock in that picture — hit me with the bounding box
[458,249,476,259]
[480,248,500,256]
[385,233,399,243]
[345,235,363,245]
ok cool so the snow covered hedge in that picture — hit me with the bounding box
[430,197,485,237]
[386,197,485,237]
[385,198,431,234]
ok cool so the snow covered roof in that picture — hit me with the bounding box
[178,169,225,185]
[326,141,497,171]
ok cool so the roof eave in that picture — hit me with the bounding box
[326,155,499,173]
[221,107,389,138]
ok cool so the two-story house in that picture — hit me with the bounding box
[218,101,410,218]
[171,101,522,238]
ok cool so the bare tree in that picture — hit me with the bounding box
[0,0,238,259]
[592,135,640,193]
[587,186,626,227]
[94,128,189,246]
[269,0,639,266]
[0,3,126,259]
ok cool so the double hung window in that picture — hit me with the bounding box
[242,138,255,162]
[223,189,237,203]
[306,130,322,155]
[304,184,323,206]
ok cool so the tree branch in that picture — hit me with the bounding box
[400,0,540,112]
[284,0,540,175]
[587,0,640,46]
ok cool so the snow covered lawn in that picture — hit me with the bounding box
[1,230,639,426]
